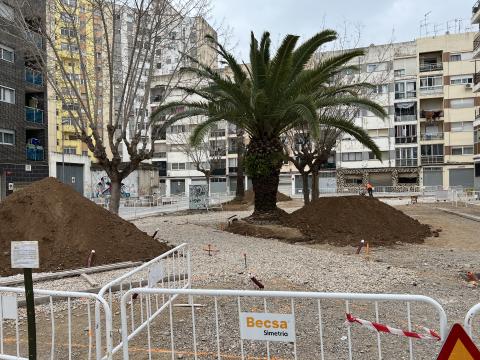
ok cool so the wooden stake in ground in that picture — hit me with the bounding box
[24,268,36,360]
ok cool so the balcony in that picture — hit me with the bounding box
[419,86,443,97]
[153,152,166,158]
[474,72,480,92]
[394,114,417,122]
[228,167,238,174]
[420,133,444,141]
[25,68,43,86]
[25,107,44,124]
[210,130,226,138]
[420,110,444,121]
[419,63,443,72]
[421,155,444,165]
[25,30,43,49]
[395,136,417,144]
[395,159,418,167]
[473,0,480,24]
[26,147,44,161]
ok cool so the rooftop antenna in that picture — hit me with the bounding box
[420,11,432,37]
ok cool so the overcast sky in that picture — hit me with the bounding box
[209,0,474,61]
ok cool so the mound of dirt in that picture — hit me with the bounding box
[223,190,292,211]
[0,178,169,276]
[281,196,431,246]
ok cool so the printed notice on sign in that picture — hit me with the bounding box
[239,312,296,342]
[11,241,39,269]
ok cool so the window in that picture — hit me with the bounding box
[61,28,76,37]
[166,58,171,64]
[451,146,474,155]
[342,152,362,161]
[451,121,473,132]
[395,124,417,143]
[0,2,14,21]
[228,158,238,167]
[395,81,416,99]
[0,44,14,62]
[373,84,389,94]
[0,85,15,104]
[450,54,461,62]
[367,128,389,137]
[450,75,473,85]
[61,0,77,6]
[0,129,14,145]
[394,69,405,77]
[395,147,418,166]
[367,63,379,73]
[170,125,186,133]
[171,162,186,170]
[369,151,389,160]
[450,98,474,109]
[61,43,78,52]
[420,76,442,88]
[156,63,162,69]
[63,147,77,155]
[60,12,76,22]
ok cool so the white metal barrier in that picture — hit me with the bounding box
[464,303,480,343]
[119,288,448,360]
[0,287,112,360]
[95,243,191,359]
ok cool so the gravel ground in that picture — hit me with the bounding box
[127,205,480,360]
[1,202,478,359]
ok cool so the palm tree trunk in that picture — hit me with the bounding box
[301,172,310,204]
[246,137,283,221]
[235,129,245,200]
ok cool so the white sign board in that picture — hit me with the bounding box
[239,312,296,342]
[11,241,39,269]
[148,263,164,287]
[1,295,17,320]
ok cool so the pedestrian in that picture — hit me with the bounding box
[366,182,373,197]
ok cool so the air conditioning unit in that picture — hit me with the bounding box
[465,83,472,89]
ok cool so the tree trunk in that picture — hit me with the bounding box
[311,169,319,200]
[246,137,283,222]
[301,172,310,204]
[235,130,245,200]
[205,173,211,196]
[109,178,121,214]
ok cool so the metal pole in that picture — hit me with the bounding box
[24,268,36,360]
[62,121,65,183]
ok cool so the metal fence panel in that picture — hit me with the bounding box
[0,287,112,360]
[120,288,447,360]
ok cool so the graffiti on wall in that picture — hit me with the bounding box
[189,184,208,209]
[91,171,138,198]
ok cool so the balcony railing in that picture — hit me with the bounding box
[395,159,418,167]
[474,0,480,15]
[419,86,443,96]
[421,155,444,164]
[25,30,43,49]
[394,91,416,100]
[26,147,44,161]
[228,167,238,174]
[420,110,444,120]
[475,72,480,86]
[395,136,417,144]
[419,63,443,72]
[25,107,44,124]
[394,114,417,122]
[25,68,43,86]
[476,107,480,120]
[210,130,226,137]
[420,133,444,141]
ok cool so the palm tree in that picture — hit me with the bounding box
[152,30,386,221]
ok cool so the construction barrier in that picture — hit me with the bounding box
[464,302,480,342]
[0,287,112,360]
[119,288,448,360]
[95,243,191,359]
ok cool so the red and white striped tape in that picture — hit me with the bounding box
[345,313,441,341]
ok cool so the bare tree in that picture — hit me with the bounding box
[284,26,395,200]
[10,0,217,213]
[167,119,224,193]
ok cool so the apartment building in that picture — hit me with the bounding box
[472,1,480,189]
[45,0,105,194]
[0,0,49,199]
[325,32,477,192]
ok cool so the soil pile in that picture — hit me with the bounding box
[281,196,431,246]
[0,178,169,276]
